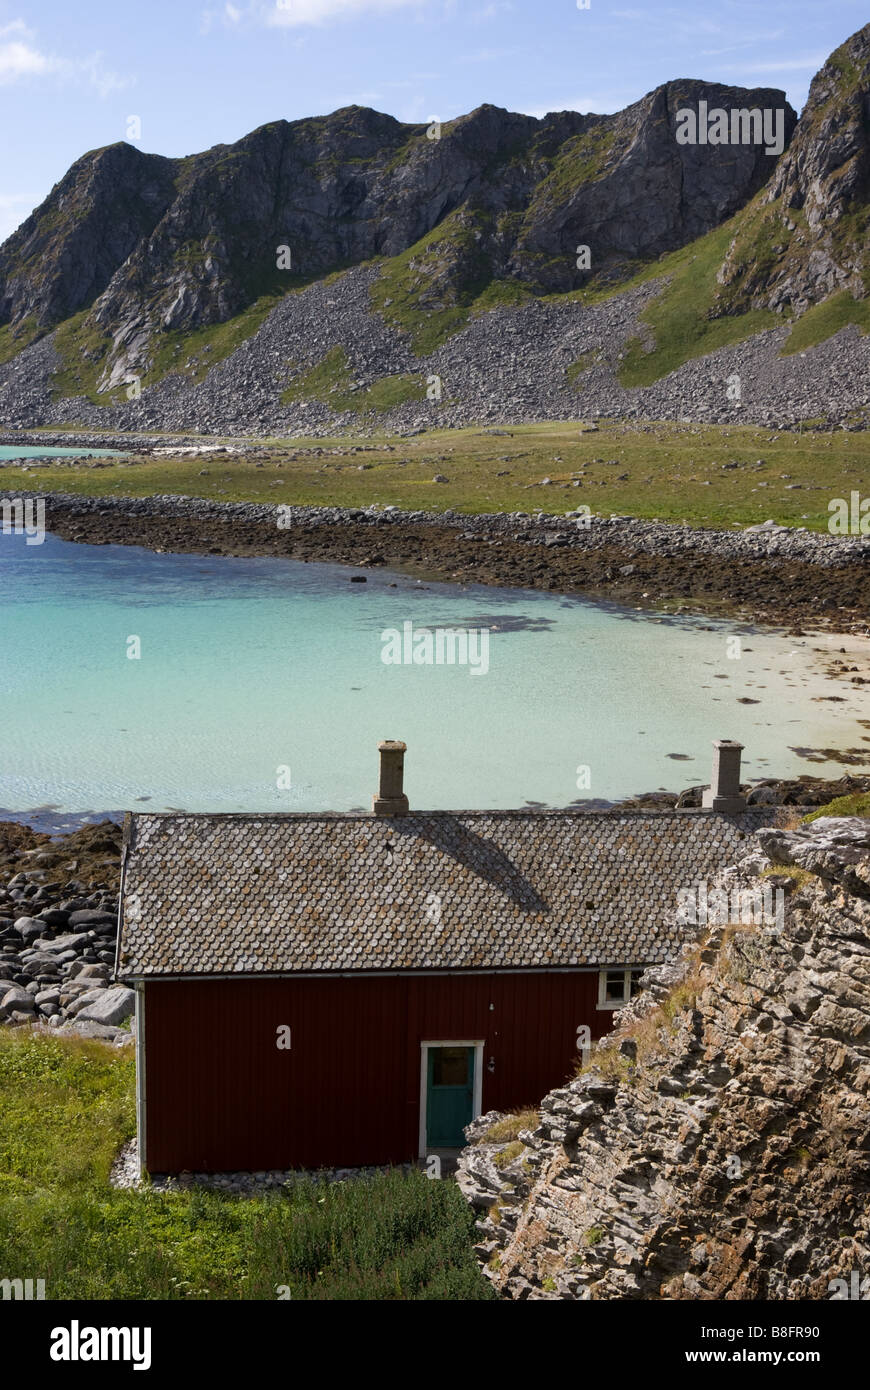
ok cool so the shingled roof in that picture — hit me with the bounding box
[116,807,790,978]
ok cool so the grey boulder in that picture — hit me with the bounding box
[0,987,35,1018]
[76,986,135,1026]
[13,917,47,944]
[67,910,117,928]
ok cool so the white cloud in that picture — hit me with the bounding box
[267,0,422,27]
[225,1,242,19]
[0,20,55,82]
[77,52,131,98]
[0,18,129,94]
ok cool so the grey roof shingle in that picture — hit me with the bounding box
[117,807,793,978]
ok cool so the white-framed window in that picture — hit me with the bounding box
[597,967,645,1009]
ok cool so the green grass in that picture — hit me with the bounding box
[49,293,292,403]
[50,311,117,404]
[0,316,40,366]
[565,350,600,387]
[0,1030,134,1194]
[281,345,427,413]
[468,279,535,316]
[364,372,428,411]
[802,793,870,823]
[524,125,617,215]
[780,291,870,356]
[618,217,780,387]
[0,1029,494,1300]
[18,417,870,531]
[369,207,495,353]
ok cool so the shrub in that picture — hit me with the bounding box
[0,1031,495,1301]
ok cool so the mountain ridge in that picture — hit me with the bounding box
[0,81,794,386]
[0,24,868,432]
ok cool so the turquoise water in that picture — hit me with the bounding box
[0,530,865,819]
[0,445,121,458]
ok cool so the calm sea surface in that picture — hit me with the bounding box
[0,529,864,823]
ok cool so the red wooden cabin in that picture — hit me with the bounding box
[116,741,774,1174]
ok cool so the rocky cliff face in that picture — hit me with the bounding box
[715,23,870,315]
[457,815,870,1300]
[0,145,177,332]
[3,29,869,433]
[0,81,791,387]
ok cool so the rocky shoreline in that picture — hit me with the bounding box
[5,484,870,629]
[0,822,131,1045]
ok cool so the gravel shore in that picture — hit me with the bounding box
[6,484,869,629]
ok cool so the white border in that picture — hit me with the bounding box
[418,1040,484,1158]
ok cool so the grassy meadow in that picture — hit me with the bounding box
[0,1030,493,1301]
[10,418,870,530]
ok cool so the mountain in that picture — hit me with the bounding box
[0,81,792,391]
[0,27,868,434]
[715,24,870,316]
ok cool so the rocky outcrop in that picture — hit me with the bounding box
[458,816,870,1299]
[0,821,132,1045]
[715,23,870,315]
[0,145,177,331]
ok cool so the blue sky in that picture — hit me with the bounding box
[0,0,866,241]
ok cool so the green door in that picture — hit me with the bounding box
[426,1046,475,1148]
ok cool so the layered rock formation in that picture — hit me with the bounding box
[458,816,870,1299]
[0,28,868,434]
[0,84,791,383]
[715,24,870,315]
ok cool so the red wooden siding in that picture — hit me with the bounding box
[142,971,615,1172]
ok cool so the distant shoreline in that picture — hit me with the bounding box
[4,484,869,633]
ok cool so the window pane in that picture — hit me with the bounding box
[605,970,624,1002]
[629,969,644,997]
[433,1047,469,1086]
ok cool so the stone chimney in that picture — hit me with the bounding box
[702,739,747,813]
[372,740,409,817]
